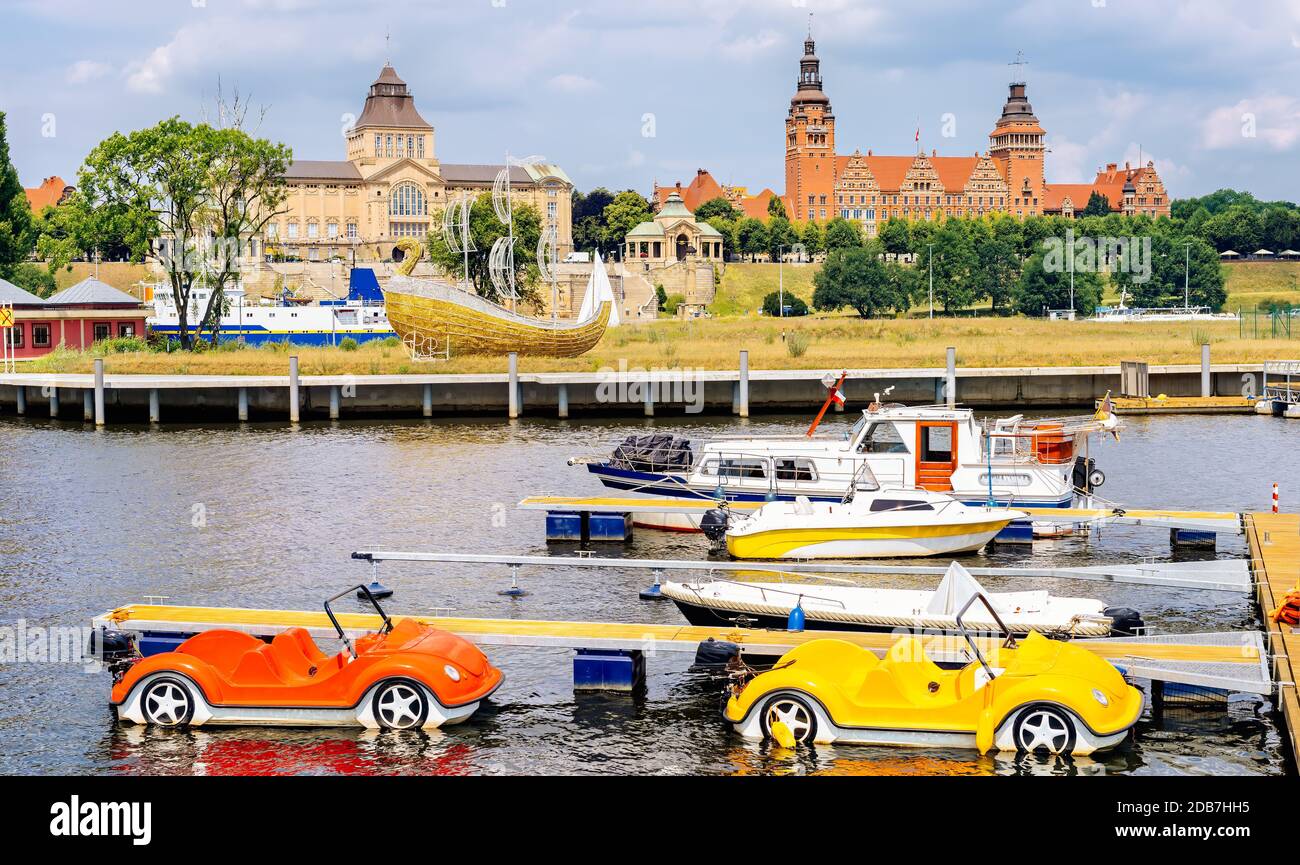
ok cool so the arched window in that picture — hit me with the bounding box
[389,183,427,217]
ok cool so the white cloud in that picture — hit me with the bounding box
[124,44,173,94]
[1202,95,1300,151]
[65,60,112,85]
[548,73,599,94]
[720,30,781,61]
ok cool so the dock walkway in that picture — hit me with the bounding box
[1246,513,1300,761]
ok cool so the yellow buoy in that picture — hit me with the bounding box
[770,720,797,749]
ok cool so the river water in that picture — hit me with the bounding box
[0,411,1293,776]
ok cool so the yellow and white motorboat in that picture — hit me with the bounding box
[722,490,1026,560]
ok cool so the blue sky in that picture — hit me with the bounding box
[3,0,1300,202]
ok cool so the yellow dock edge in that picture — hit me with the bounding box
[94,603,1261,667]
[1101,396,1256,415]
[1245,513,1300,767]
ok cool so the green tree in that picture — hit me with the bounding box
[1013,246,1104,315]
[7,261,56,297]
[799,220,823,259]
[0,112,35,280]
[823,216,862,251]
[1202,205,1262,252]
[972,224,1021,311]
[1081,191,1112,216]
[571,187,615,253]
[736,217,768,261]
[926,221,979,312]
[876,218,910,255]
[1261,206,1300,251]
[703,217,738,260]
[427,191,543,304]
[599,190,653,249]
[762,290,808,316]
[812,244,912,318]
[767,196,788,220]
[78,117,291,348]
[766,215,797,261]
[694,196,741,222]
[1117,235,1225,310]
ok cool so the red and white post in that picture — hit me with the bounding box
[1272,483,1280,514]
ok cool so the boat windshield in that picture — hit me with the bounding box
[857,422,909,454]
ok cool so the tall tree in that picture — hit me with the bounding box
[78,117,291,348]
[694,196,741,223]
[736,217,768,261]
[799,220,823,259]
[766,215,797,261]
[1013,247,1103,315]
[876,218,909,255]
[1081,191,1112,216]
[823,216,862,251]
[599,190,653,249]
[0,112,35,280]
[570,187,615,253]
[427,191,543,304]
[767,195,788,220]
[812,243,912,318]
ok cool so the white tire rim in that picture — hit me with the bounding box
[377,683,425,730]
[765,698,813,742]
[143,681,190,726]
[1017,708,1072,753]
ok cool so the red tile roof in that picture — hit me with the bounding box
[655,169,727,212]
[23,176,72,212]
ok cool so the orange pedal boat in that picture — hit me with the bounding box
[111,586,503,730]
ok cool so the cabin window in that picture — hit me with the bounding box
[118,323,136,338]
[858,422,908,454]
[92,323,110,342]
[10,323,23,348]
[868,499,934,512]
[774,458,817,482]
[701,458,768,480]
[921,426,954,462]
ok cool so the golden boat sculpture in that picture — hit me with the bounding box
[383,238,611,358]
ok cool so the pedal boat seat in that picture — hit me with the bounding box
[862,637,954,706]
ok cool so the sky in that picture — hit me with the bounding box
[3,0,1300,202]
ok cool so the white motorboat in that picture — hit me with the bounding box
[719,487,1027,560]
[662,561,1143,638]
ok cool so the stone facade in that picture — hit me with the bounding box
[259,65,573,265]
[623,191,721,315]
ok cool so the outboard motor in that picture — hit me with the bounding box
[700,507,731,552]
[1105,607,1146,638]
[692,638,740,671]
[86,628,138,680]
[1073,456,1106,494]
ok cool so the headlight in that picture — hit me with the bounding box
[1092,688,1109,707]
[444,664,461,682]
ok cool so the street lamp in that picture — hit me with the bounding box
[778,244,786,317]
[1183,242,1192,310]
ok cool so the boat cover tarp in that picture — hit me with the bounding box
[609,434,693,471]
[924,562,991,616]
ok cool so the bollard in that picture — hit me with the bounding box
[422,383,433,418]
[288,356,300,423]
[15,386,24,415]
[237,387,249,422]
[946,347,957,409]
[148,389,160,424]
[93,358,105,426]
[1200,343,1211,397]
[557,383,568,419]
[738,350,749,418]
[83,389,92,422]
[644,375,654,417]
[329,385,340,420]
[508,352,519,419]
[1273,483,1280,514]
[48,387,59,418]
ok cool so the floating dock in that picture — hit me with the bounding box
[1102,395,1257,415]
[92,602,1269,695]
[1245,512,1300,760]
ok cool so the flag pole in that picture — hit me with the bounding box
[806,370,848,437]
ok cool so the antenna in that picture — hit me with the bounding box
[808,12,813,40]
[1009,50,1027,83]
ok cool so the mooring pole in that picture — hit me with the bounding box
[82,388,92,422]
[15,386,24,415]
[508,352,520,419]
[93,358,105,426]
[557,383,569,419]
[48,387,59,419]
[1201,343,1211,397]
[738,350,750,418]
[946,347,957,409]
[288,356,300,423]
[148,388,160,424]
[422,383,433,418]
[329,385,340,420]
[237,387,249,422]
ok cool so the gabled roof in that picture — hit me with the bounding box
[656,170,727,211]
[440,163,532,184]
[24,176,73,212]
[46,277,143,307]
[1042,183,1097,212]
[931,157,980,191]
[0,278,45,306]
[739,188,779,220]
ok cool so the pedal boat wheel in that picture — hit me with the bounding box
[1012,704,1078,754]
[759,693,817,745]
[141,677,195,727]
[372,680,429,730]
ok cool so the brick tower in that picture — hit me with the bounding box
[785,28,836,223]
[988,60,1045,217]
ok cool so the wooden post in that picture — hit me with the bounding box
[48,387,59,418]
[422,383,433,418]
[1201,343,1211,397]
[557,383,569,419]
[82,388,92,421]
[329,385,340,420]
[508,352,519,419]
[738,350,749,418]
[945,347,957,409]
[93,358,105,426]
[237,387,249,422]
[148,388,160,424]
[288,356,300,423]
